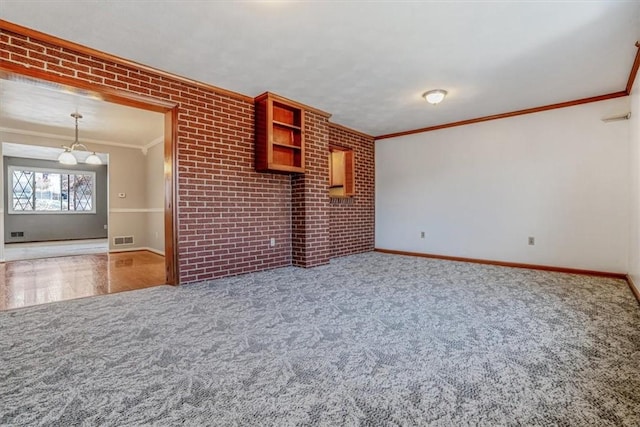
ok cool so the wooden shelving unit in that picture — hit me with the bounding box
[255,92,305,173]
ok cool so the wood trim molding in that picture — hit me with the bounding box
[626,275,640,305]
[328,122,374,140]
[375,91,628,140]
[626,41,640,94]
[110,247,165,256]
[164,106,179,285]
[255,91,332,119]
[375,248,628,280]
[0,19,254,104]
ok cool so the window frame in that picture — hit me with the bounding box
[7,165,97,215]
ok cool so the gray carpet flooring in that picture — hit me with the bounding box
[1,252,639,426]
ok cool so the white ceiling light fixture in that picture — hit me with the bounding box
[58,113,102,165]
[85,152,103,165]
[422,89,448,105]
[57,147,77,165]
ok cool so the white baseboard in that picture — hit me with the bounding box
[109,246,165,256]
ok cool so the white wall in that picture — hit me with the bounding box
[629,86,640,291]
[376,97,630,273]
[145,141,164,254]
[106,143,149,251]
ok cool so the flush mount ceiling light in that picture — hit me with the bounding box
[422,89,448,105]
[58,113,102,165]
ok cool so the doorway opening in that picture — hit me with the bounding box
[0,67,178,309]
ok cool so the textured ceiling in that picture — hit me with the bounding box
[0,1,639,136]
[0,79,164,147]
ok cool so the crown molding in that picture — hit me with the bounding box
[376,41,640,140]
[141,136,164,155]
[375,91,628,140]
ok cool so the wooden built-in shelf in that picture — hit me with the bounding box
[273,120,301,130]
[255,92,305,173]
[273,142,302,150]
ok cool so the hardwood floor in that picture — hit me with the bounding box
[0,251,166,311]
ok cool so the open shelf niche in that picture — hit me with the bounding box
[255,92,305,173]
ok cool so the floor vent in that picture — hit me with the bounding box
[113,236,134,246]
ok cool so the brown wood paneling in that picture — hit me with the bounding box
[375,248,628,280]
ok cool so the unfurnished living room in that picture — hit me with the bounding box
[0,1,639,426]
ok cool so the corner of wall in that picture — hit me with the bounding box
[628,84,640,294]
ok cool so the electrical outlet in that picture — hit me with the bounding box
[528,236,535,246]
[270,237,276,247]
[420,231,425,239]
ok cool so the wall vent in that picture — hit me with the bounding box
[113,236,134,246]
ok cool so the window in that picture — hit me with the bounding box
[9,166,96,214]
[329,146,355,197]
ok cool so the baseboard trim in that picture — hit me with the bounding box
[374,248,627,280]
[109,246,165,256]
[626,275,640,305]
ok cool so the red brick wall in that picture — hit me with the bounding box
[329,125,375,257]
[0,29,292,283]
[0,26,375,282]
[292,112,331,267]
